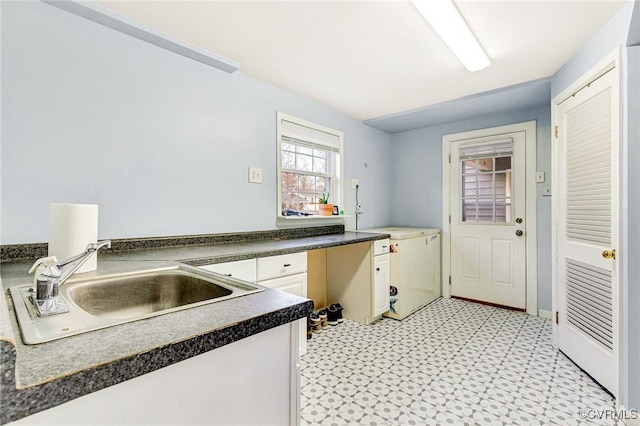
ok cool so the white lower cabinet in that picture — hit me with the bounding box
[258,253,308,356]
[373,253,390,317]
[10,323,299,426]
[200,253,309,356]
[258,274,308,356]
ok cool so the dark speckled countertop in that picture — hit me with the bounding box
[0,228,389,424]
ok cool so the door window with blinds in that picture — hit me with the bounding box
[459,140,513,223]
[277,112,343,217]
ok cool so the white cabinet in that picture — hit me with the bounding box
[10,323,298,426]
[373,252,390,317]
[201,252,307,355]
[198,258,257,282]
[201,253,309,357]
[258,253,308,356]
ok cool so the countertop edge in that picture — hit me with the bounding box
[180,233,390,266]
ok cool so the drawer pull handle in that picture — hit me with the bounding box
[382,245,387,248]
[224,273,232,277]
[284,263,291,267]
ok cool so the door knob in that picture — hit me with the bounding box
[602,249,616,259]
[515,230,523,237]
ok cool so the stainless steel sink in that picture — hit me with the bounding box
[68,271,235,319]
[9,264,264,344]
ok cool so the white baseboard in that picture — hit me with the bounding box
[538,309,552,319]
[621,405,640,426]
[625,417,640,426]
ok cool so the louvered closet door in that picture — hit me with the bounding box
[556,66,619,394]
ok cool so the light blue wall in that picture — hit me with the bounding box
[550,0,638,411]
[389,105,552,310]
[0,1,392,244]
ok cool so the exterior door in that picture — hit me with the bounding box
[450,132,527,309]
[555,64,618,394]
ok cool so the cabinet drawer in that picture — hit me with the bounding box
[257,252,307,281]
[199,259,257,282]
[373,239,390,256]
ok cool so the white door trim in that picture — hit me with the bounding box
[442,121,538,316]
[551,47,621,399]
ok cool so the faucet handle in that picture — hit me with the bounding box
[28,256,59,274]
[88,240,111,251]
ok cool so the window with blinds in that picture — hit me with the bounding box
[459,140,513,223]
[277,113,343,216]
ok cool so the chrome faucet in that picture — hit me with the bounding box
[31,240,111,316]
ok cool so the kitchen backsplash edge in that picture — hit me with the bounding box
[0,225,345,262]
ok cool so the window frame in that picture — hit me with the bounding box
[276,112,344,221]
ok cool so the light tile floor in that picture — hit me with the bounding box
[300,298,618,426]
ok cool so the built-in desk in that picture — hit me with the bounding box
[307,238,391,325]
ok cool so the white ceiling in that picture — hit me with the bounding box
[98,0,626,121]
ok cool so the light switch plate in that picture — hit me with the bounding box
[536,171,545,183]
[352,178,359,189]
[249,167,262,184]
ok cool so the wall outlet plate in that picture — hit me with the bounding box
[249,167,262,184]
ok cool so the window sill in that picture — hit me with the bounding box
[277,215,350,227]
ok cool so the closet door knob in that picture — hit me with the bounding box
[602,249,615,259]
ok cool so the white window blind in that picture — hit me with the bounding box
[458,138,513,159]
[280,119,340,152]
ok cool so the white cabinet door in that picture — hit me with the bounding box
[259,273,308,357]
[373,254,390,317]
[199,259,257,282]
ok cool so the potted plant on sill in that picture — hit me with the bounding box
[318,193,334,216]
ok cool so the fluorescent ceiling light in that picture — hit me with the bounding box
[411,0,490,72]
